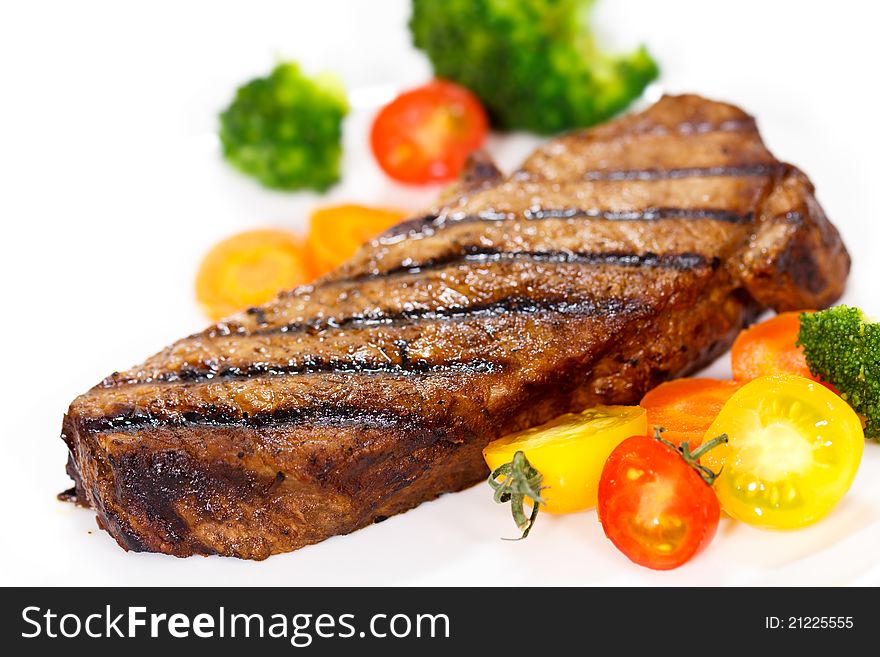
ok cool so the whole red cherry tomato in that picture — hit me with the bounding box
[370,79,488,184]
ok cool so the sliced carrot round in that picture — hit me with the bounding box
[305,204,408,278]
[639,378,743,447]
[196,228,308,321]
[731,311,817,382]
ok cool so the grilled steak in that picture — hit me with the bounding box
[61,95,850,559]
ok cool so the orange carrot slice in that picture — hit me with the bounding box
[640,378,744,447]
[305,204,408,278]
[196,228,308,320]
[731,311,818,382]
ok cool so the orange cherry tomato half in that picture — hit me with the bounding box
[639,378,743,447]
[598,434,721,570]
[370,79,488,184]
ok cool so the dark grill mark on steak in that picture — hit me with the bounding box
[80,401,435,434]
[520,208,751,223]
[262,295,649,336]
[340,248,711,283]
[666,118,757,135]
[152,356,501,385]
[618,117,759,137]
[245,306,269,327]
[385,206,753,238]
[581,163,786,181]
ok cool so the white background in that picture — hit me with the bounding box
[1,0,878,585]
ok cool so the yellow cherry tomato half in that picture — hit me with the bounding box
[702,374,864,530]
[482,405,647,514]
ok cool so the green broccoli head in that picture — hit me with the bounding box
[219,62,348,191]
[797,306,880,439]
[410,0,659,134]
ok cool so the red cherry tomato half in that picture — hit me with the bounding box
[370,79,488,184]
[598,435,721,570]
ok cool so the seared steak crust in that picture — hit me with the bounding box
[61,95,850,559]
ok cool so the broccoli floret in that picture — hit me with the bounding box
[219,62,348,191]
[410,0,659,134]
[797,306,880,439]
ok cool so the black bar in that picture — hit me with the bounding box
[1,587,873,654]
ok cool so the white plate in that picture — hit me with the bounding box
[1,0,879,585]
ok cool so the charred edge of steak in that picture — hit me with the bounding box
[71,404,480,559]
[106,449,268,557]
[99,440,490,560]
[72,445,270,558]
[60,414,90,507]
[774,210,851,297]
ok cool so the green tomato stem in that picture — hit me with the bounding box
[487,450,545,540]
[652,426,728,487]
